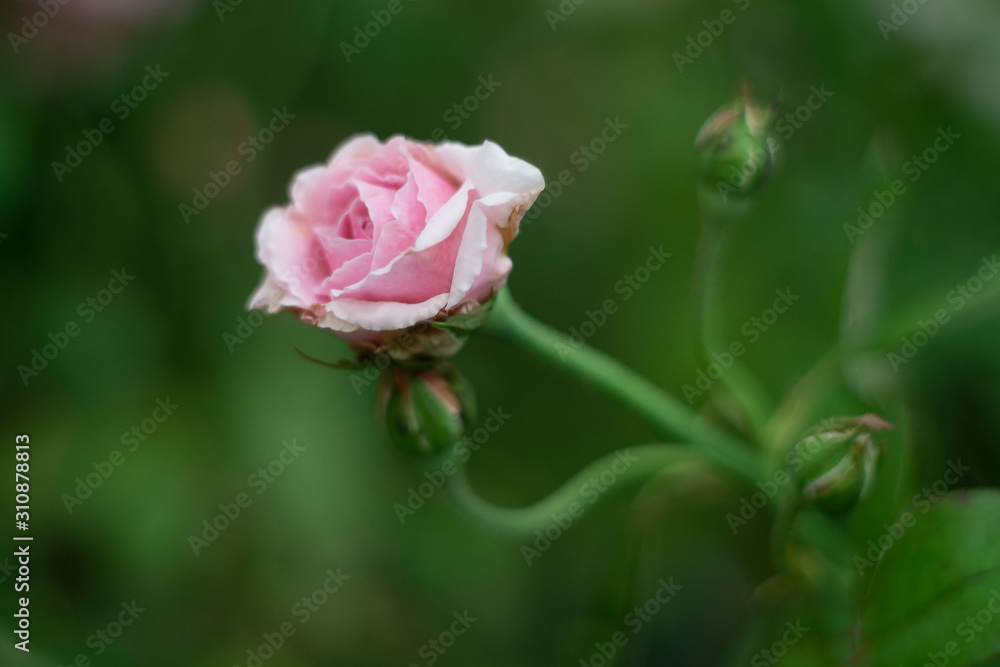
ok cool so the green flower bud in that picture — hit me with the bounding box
[379,362,477,457]
[794,414,893,514]
[694,83,777,199]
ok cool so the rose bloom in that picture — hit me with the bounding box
[248,134,544,355]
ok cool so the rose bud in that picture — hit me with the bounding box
[793,414,893,514]
[694,83,777,199]
[247,134,544,360]
[378,363,477,457]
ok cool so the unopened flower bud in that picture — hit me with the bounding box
[794,414,893,514]
[378,362,477,457]
[695,83,777,199]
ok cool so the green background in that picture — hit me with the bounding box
[2,0,1000,665]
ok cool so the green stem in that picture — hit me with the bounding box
[769,491,801,571]
[695,186,775,440]
[482,288,764,486]
[442,443,694,538]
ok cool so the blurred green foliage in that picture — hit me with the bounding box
[2,0,1000,665]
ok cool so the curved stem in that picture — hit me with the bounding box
[482,288,764,486]
[441,443,695,537]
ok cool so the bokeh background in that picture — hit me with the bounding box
[2,0,1000,665]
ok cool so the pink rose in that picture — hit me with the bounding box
[248,134,544,354]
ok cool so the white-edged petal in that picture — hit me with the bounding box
[413,181,474,252]
[435,140,544,197]
[445,191,518,308]
[328,293,449,331]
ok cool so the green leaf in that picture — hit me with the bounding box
[855,489,1000,667]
